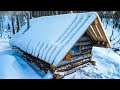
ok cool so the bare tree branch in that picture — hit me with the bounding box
[111,33,120,41]
[113,49,120,56]
[110,28,114,42]
[113,38,120,46]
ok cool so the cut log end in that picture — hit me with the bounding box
[92,18,99,25]
[50,65,58,73]
[90,61,96,65]
[53,67,57,71]
[106,43,110,48]
[89,56,92,60]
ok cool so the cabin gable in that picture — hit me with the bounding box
[56,17,111,68]
[57,32,93,67]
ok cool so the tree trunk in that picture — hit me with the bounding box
[54,11,59,15]
[30,11,32,19]
[16,15,20,32]
[0,17,1,37]
[11,16,15,34]
[0,12,4,37]
[27,13,30,30]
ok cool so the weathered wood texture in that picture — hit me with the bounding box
[19,49,50,73]
[75,41,92,46]
[61,33,93,67]
[92,41,107,47]
[58,54,92,67]
[64,53,72,60]
[57,58,90,72]
[86,18,110,48]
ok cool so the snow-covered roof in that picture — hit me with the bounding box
[9,12,111,67]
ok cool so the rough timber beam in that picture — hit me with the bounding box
[92,41,107,47]
[92,18,104,41]
[86,29,94,40]
[88,26,98,41]
[64,52,72,60]
[96,22,108,42]
[90,25,100,41]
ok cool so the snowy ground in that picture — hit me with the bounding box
[0,38,42,79]
[63,47,120,79]
[0,38,53,79]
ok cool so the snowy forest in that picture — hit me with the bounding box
[0,11,120,79]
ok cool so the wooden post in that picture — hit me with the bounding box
[55,74,60,79]
[89,56,92,60]
[90,61,96,65]
[50,64,57,73]
[50,64,52,67]
[50,64,54,72]
[90,47,92,54]
[106,43,110,48]
[80,45,82,53]
[65,52,72,60]
[89,47,96,66]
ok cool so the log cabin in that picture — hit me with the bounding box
[9,12,111,79]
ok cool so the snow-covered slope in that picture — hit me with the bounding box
[63,47,120,79]
[0,39,42,79]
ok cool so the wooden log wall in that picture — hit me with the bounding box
[19,49,50,73]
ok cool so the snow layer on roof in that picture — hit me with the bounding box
[10,12,102,66]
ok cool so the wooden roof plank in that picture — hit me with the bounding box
[86,29,95,40]
[97,23,108,42]
[91,24,102,41]
[95,25,104,41]
[94,18,107,42]
[88,25,98,41]
[96,15,111,48]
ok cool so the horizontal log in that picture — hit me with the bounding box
[56,58,90,73]
[60,59,90,77]
[81,49,91,54]
[64,53,72,60]
[57,54,91,67]
[70,45,92,55]
[75,41,92,46]
[81,45,93,50]
[71,49,91,56]
[79,36,91,42]
[18,49,50,72]
[92,41,107,47]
